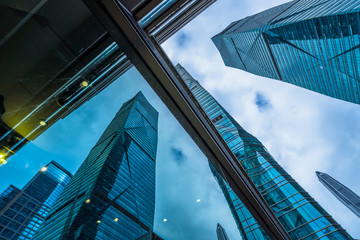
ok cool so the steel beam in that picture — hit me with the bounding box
[83,0,290,239]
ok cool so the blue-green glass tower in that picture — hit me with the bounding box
[212,0,360,104]
[216,223,230,240]
[176,64,352,240]
[33,92,158,240]
[0,161,72,239]
[317,171,360,218]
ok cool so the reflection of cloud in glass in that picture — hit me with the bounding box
[0,0,359,239]
[170,147,186,165]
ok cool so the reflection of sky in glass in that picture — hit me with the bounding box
[0,68,240,239]
[0,0,359,239]
[0,162,71,239]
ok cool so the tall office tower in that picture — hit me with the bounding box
[33,92,158,240]
[0,161,72,240]
[176,64,352,240]
[317,171,360,218]
[216,223,230,240]
[0,185,21,212]
[212,0,360,104]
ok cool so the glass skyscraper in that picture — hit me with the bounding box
[33,92,158,240]
[176,64,352,240]
[216,223,230,240]
[0,185,21,213]
[0,161,72,240]
[317,171,360,218]
[212,0,360,104]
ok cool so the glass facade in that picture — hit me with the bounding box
[176,64,353,240]
[136,231,164,240]
[0,0,214,163]
[212,0,360,104]
[0,161,72,240]
[317,171,360,218]
[0,185,21,213]
[33,92,158,240]
[216,223,230,240]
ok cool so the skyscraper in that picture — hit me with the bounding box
[176,64,352,240]
[216,223,230,240]
[0,161,72,240]
[316,171,360,218]
[212,0,360,104]
[0,185,21,212]
[33,92,158,240]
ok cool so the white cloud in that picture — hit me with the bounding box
[163,0,360,237]
[1,1,359,239]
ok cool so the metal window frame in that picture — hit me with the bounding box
[83,0,290,239]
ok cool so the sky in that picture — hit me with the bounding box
[1,0,360,239]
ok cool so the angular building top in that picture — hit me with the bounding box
[176,64,352,240]
[33,92,158,240]
[0,161,72,240]
[0,185,21,212]
[317,171,360,218]
[213,0,360,104]
[216,223,230,240]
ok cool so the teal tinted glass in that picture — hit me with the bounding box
[176,64,352,240]
[213,0,360,104]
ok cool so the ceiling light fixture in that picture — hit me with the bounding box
[39,120,47,126]
[80,80,89,88]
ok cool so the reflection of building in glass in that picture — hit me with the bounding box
[0,161,72,239]
[216,223,229,240]
[0,185,21,212]
[176,64,352,240]
[213,0,360,104]
[317,171,360,218]
[33,92,158,239]
[0,0,215,165]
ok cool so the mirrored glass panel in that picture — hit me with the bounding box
[1,0,359,240]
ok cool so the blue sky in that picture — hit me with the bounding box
[1,0,360,239]
[162,0,360,237]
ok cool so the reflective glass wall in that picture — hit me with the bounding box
[0,0,359,239]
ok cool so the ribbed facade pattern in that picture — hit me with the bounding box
[213,0,360,104]
[317,171,360,218]
[33,92,158,240]
[0,161,72,239]
[176,64,352,240]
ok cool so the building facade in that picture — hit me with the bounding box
[136,231,164,240]
[212,0,360,104]
[33,92,158,240]
[0,161,72,239]
[216,223,230,240]
[317,171,360,218]
[0,185,21,213]
[176,64,352,240]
